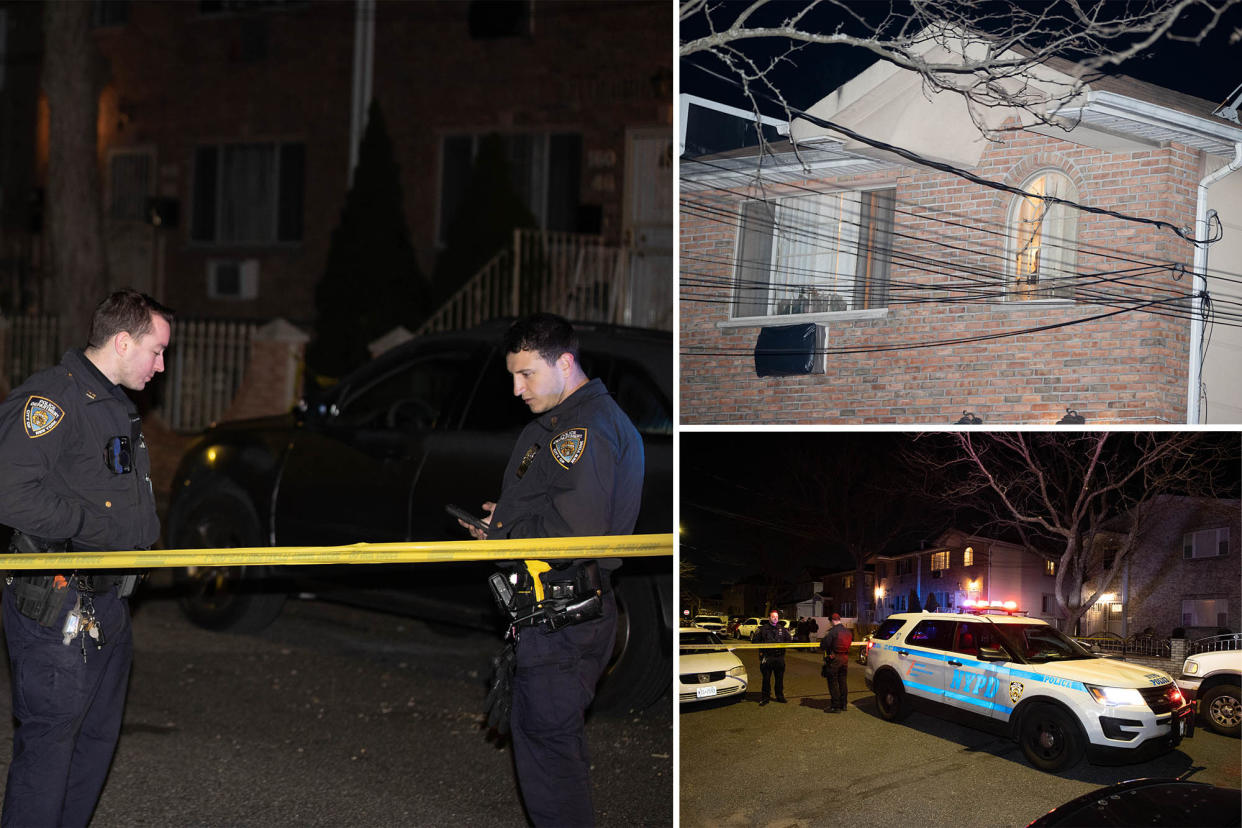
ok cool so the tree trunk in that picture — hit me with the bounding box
[43,0,107,343]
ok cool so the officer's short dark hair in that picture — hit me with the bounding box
[87,289,175,349]
[503,313,579,365]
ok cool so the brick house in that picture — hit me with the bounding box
[2,0,672,325]
[1079,496,1241,641]
[680,48,1242,424]
[857,529,1060,626]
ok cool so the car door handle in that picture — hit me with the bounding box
[897,649,909,657]
[948,659,963,666]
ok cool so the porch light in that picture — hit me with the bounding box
[1056,408,1086,424]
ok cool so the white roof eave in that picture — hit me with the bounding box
[1065,91,1242,156]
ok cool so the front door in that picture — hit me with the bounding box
[623,128,673,330]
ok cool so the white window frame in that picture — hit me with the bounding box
[1183,527,1230,559]
[724,187,894,326]
[1007,170,1078,301]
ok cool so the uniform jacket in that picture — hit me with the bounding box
[754,620,792,662]
[0,349,159,551]
[489,378,643,541]
[820,622,854,659]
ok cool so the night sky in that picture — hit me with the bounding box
[681,1,1242,119]
[679,432,1242,599]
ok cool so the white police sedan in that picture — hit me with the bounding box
[679,627,748,705]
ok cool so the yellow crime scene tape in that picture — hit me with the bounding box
[680,643,824,650]
[0,533,675,570]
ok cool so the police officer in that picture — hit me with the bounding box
[754,610,792,705]
[460,313,643,827]
[0,289,173,827]
[820,612,853,713]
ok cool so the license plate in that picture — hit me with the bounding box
[696,686,717,698]
[1178,706,1195,738]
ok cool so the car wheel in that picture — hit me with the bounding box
[1200,684,1241,737]
[591,572,671,714]
[173,485,288,633]
[1019,703,1084,772]
[874,673,911,721]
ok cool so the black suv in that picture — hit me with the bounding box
[164,320,673,713]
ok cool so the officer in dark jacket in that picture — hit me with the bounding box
[460,313,643,828]
[754,610,792,705]
[0,290,172,827]
[820,613,853,713]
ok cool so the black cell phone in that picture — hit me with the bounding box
[445,504,489,534]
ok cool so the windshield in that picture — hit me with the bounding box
[680,631,726,652]
[693,617,720,625]
[989,622,1096,663]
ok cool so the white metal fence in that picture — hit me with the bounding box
[415,228,672,336]
[2,315,255,433]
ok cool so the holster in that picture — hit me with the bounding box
[6,533,74,626]
[489,560,606,629]
[484,637,517,735]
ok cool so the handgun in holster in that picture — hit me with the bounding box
[5,532,73,626]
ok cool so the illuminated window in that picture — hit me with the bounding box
[1045,559,1057,576]
[930,550,949,571]
[1184,527,1230,559]
[843,574,854,590]
[1009,171,1078,301]
[963,547,973,567]
[732,189,895,318]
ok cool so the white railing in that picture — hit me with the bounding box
[415,228,671,336]
[162,319,257,431]
[1,315,254,433]
[1189,633,1242,654]
[2,314,64,390]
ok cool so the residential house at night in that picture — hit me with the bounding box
[680,36,1242,424]
[1,0,672,327]
[1078,496,1240,641]
[860,529,1060,625]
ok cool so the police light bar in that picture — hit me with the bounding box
[960,599,1023,615]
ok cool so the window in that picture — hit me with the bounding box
[336,351,475,431]
[896,559,913,576]
[843,574,854,590]
[1009,171,1078,300]
[930,550,949,573]
[192,142,305,244]
[732,188,895,319]
[1182,598,1230,628]
[963,547,973,567]
[1045,559,1057,576]
[438,132,581,245]
[907,620,954,650]
[1184,528,1230,559]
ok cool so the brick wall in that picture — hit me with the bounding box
[680,131,1202,424]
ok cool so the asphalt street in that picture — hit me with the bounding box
[0,588,674,827]
[680,646,1241,828]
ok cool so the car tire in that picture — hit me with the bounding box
[1200,684,1241,737]
[874,672,911,721]
[1019,703,1084,772]
[591,573,671,714]
[173,485,288,633]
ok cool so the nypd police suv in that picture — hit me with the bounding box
[864,604,1195,772]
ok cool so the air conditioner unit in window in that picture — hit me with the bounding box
[207,259,259,300]
[753,323,827,376]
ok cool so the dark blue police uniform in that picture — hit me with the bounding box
[0,349,159,827]
[488,377,643,827]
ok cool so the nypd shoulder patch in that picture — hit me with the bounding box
[550,428,587,469]
[23,395,65,438]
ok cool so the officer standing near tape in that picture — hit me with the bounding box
[0,289,173,827]
[460,313,643,827]
[820,612,853,713]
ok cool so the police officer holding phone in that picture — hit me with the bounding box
[0,289,173,827]
[459,313,643,827]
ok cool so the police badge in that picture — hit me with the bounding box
[1009,681,1025,704]
[23,396,65,438]
[550,428,587,469]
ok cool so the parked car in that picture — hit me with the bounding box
[691,615,728,637]
[1178,647,1241,737]
[1026,777,1241,826]
[678,627,747,705]
[865,610,1194,772]
[164,320,673,714]
[735,617,764,640]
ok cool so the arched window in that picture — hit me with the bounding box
[1008,171,1078,300]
